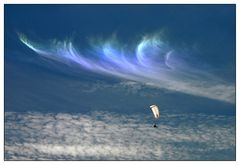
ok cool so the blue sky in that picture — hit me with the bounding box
[5,5,236,109]
[4,4,236,160]
[5,5,236,68]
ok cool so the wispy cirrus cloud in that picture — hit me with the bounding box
[18,32,235,103]
[5,111,235,160]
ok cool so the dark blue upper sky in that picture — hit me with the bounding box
[5,4,236,72]
[4,5,236,115]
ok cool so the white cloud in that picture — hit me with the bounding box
[5,111,235,160]
[19,33,235,103]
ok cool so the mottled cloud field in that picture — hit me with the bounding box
[18,33,235,103]
[5,111,235,160]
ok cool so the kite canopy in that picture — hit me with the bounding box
[150,105,160,119]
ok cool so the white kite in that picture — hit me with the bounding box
[150,104,160,127]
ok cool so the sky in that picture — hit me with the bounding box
[4,4,236,160]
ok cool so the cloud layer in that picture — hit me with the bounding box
[5,111,235,160]
[18,33,235,103]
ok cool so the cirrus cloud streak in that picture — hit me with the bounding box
[18,33,235,103]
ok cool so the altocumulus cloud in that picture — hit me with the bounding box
[5,111,235,160]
